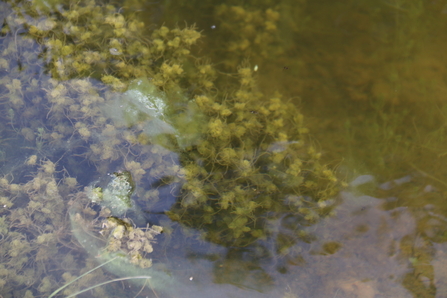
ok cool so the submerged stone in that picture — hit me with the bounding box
[104,77,207,150]
[88,171,134,217]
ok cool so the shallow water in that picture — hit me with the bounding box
[1,0,447,297]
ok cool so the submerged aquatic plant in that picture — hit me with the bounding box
[64,276,154,298]
[0,0,342,295]
[48,257,119,298]
[166,67,341,246]
[47,256,153,298]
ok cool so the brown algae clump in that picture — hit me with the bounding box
[76,171,163,269]
[69,199,174,291]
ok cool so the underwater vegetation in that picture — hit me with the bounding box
[82,170,163,269]
[166,63,341,246]
[0,0,343,296]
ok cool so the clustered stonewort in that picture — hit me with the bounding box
[0,0,342,295]
[167,63,341,247]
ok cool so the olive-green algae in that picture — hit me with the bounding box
[167,69,342,246]
[0,0,345,296]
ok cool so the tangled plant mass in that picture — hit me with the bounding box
[0,0,342,296]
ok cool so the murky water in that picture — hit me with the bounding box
[0,0,447,297]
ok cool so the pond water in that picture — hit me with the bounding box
[0,0,447,297]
